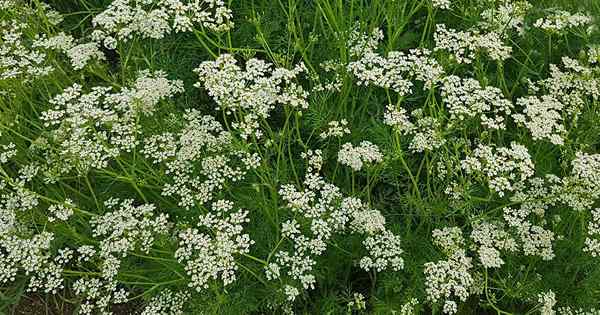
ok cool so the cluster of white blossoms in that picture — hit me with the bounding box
[534,10,592,33]
[540,58,600,111]
[91,0,233,49]
[470,221,517,268]
[513,95,566,145]
[349,48,445,94]
[0,142,17,164]
[34,33,106,70]
[461,142,534,196]
[195,54,309,140]
[562,152,600,211]
[384,106,446,153]
[347,26,444,94]
[584,208,600,257]
[400,298,420,315]
[558,307,600,315]
[431,0,451,10]
[40,70,183,177]
[47,198,75,222]
[432,227,464,255]
[347,27,384,58]
[383,104,413,135]
[441,75,513,130]
[0,165,71,295]
[143,111,260,208]
[408,114,447,153]
[502,176,560,260]
[434,24,512,64]
[68,200,172,314]
[0,20,53,81]
[273,150,403,301]
[0,0,15,8]
[424,228,474,315]
[175,199,253,291]
[91,198,170,258]
[320,119,350,139]
[538,291,557,315]
[141,289,190,315]
[0,2,69,81]
[337,141,383,171]
[480,1,532,35]
[73,273,129,315]
[514,58,600,145]
[360,229,405,272]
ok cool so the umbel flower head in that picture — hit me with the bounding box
[40,70,183,177]
[194,54,309,140]
[273,150,403,301]
[92,0,233,49]
[143,110,260,208]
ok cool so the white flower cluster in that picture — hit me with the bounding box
[34,33,105,70]
[0,170,78,295]
[348,46,444,95]
[513,95,566,145]
[41,70,183,176]
[73,275,129,315]
[360,230,405,272]
[47,198,75,222]
[503,177,559,260]
[273,150,403,301]
[470,221,517,268]
[400,298,419,315]
[514,58,600,145]
[410,114,446,153]
[558,307,600,315]
[71,200,174,313]
[0,142,17,164]
[441,75,513,130]
[92,0,233,49]
[461,143,535,196]
[424,248,473,314]
[141,289,190,315]
[384,106,446,153]
[0,20,53,81]
[480,1,531,35]
[540,58,600,111]
[320,119,350,139]
[538,291,557,315]
[91,198,170,257]
[0,183,38,238]
[432,227,464,255]
[383,104,413,134]
[563,152,600,211]
[337,141,383,171]
[0,231,66,294]
[195,54,308,140]
[347,27,383,58]
[431,0,450,10]
[534,10,592,33]
[175,199,253,291]
[0,0,15,8]
[143,111,260,208]
[434,24,512,64]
